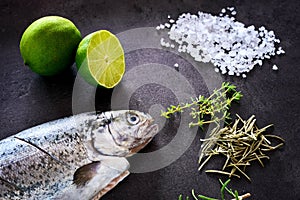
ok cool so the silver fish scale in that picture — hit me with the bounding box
[0,115,93,199]
[0,111,158,200]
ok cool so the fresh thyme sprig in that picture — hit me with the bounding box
[178,179,251,200]
[161,82,242,129]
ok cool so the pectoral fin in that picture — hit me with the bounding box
[55,157,130,200]
[91,170,129,200]
[73,161,102,187]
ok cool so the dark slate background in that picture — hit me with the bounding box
[0,0,299,199]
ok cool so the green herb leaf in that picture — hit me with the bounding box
[179,179,250,200]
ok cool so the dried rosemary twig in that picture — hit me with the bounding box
[179,179,251,200]
[199,115,284,181]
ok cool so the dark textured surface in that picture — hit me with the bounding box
[1,0,300,199]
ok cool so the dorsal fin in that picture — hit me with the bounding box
[73,161,101,187]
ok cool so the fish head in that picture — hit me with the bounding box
[91,110,159,157]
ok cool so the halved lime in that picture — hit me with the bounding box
[75,30,125,88]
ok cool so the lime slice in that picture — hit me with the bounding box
[75,30,125,88]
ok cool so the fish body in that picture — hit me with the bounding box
[0,110,159,199]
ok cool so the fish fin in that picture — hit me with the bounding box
[57,157,129,199]
[73,161,101,187]
[91,170,129,200]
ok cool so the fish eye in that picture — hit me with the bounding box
[127,114,140,125]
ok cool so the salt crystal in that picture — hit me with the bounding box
[168,15,171,19]
[259,26,265,31]
[160,24,165,29]
[276,47,285,55]
[242,74,247,78]
[275,39,280,43]
[259,32,264,37]
[221,8,226,13]
[272,64,278,70]
[214,68,220,73]
[169,19,175,23]
[160,38,165,46]
[231,11,237,15]
[174,63,179,67]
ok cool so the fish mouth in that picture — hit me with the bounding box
[128,123,159,155]
[145,123,159,137]
[128,137,152,155]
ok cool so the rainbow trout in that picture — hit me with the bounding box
[0,110,159,199]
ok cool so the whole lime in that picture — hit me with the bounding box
[20,16,82,76]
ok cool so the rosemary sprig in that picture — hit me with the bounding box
[199,115,285,181]
[161,82,242,129]
[179,179,251,200]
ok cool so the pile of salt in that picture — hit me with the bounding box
[157,7,284,77]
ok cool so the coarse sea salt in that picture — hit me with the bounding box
[159,7,284,77]
[272,64,278,70]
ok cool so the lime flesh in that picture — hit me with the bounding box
[75,30,125,88]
